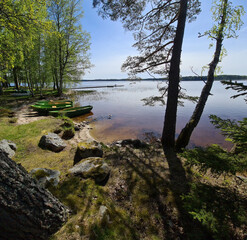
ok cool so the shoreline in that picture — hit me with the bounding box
[16,104,96,144]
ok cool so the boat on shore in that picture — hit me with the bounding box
[11,90,31,97]
[31,103,73,115]
[35,100,73,106]
[49,105,93,118]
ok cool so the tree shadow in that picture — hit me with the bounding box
[110,145,189,239]
[164,148,214,239]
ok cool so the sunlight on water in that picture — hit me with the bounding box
[73,80,246,148]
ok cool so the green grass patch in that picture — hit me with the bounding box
[0,117,75,176]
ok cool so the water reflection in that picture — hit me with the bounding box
[73,80,246,148]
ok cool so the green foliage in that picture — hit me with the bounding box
[1,0,91,95]
[207,0,245,40]
[181,144,247,175]
[46,0,92,95]
[0,0,50,71]
[210,115,247,145]
[182,183,247,240]
[221,80,247,102]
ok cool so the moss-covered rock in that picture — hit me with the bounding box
[61,128,75,140]
[74,141,103,165]
[69,157,110,184]
[30,168,60,188]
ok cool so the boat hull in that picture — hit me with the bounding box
[49,105,93,118]
[36,100,73,106]
[31,104,73,115]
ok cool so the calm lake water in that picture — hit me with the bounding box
[72,80,246,148]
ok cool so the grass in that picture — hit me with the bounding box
[0,117,75,176]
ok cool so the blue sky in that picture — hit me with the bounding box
[81,0,247,79]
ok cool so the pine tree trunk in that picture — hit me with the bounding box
[161,0,188,150]
[175,0,228,151]
[0,152,69,240]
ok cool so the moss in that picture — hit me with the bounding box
[0,117,73,178]
[78,141,93,149]
[8,117,17,123]
[0,107,12,117]
[31,169,50,180]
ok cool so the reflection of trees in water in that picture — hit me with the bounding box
[142,81,198,107]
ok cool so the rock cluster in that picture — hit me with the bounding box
[114,139,148,149]
[74,122,87,131]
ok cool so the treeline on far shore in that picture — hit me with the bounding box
[181,75,247,81]
[78,75,247,82]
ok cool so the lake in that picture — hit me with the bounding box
[72,80,246,148]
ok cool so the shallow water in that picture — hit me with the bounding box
[72,80,246,148]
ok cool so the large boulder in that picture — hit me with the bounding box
[39,133,66,152]
[0,151,69,240]
[74,141,103,165]
[30,168,60,188]
[69,157,110,184]
[0,139,17,158]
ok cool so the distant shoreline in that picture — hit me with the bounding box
[76,75,247,82]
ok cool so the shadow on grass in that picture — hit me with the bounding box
[113,145,188,239]
[164,148,213,239]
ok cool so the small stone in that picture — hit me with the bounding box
[98,205,110,225]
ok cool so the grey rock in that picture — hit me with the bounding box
[74,141,103,165]
[120,139,148,149]
[39,133,66,152]
[69,157,110,184]
[98,205,110,224]
[62,128,75,140]
[0,139,16,157]
[30,168,60,188]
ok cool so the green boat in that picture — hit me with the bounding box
[49,105,93,118]
[31,103,73,115]
[35,100,73,106]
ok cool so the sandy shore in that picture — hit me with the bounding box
[16,104,95,144]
